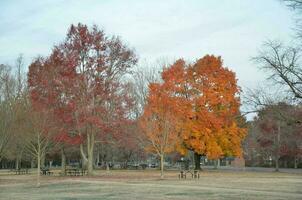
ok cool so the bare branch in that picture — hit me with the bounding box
[253,40,302,100]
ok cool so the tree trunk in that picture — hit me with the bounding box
[15,157,19,170]
[61,147,66,175]
[275,124,280,172]
[213,159,220,169]
[41,153,45,168]
[31,159,35,169]
[194,152,201,170]
[95,144,100,167]
[37,151,41,188]
[294,157,298,169]
[80,144,88,169]
[160,154,164,179]
[87,133,95,175]
[275,158,279,172]
[87,152,94,175]
[106,163,110,173]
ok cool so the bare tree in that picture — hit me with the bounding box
[0,64,15,162]
[253,1,302,100]
[23,106,58,187]
[131,60,165,117]
[0,102,12,162]
[283,0,302,9]
[282,0,302,38]
[253,41,302,100]
[0,55,27,166]
[10,55,27,169]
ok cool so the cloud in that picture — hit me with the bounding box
[0,0,296,92]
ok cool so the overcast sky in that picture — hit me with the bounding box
[0,0,296,91]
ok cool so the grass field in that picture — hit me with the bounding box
[0,170,301,200]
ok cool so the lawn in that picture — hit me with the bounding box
[0,170,301,200]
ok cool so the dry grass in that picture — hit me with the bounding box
[0,169,301,200]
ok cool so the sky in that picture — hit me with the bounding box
[0,0,296,92]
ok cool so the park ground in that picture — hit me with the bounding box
[0,169,302,200]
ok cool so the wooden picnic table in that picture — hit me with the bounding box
[41,168,53,175]
[12,168,29,175]
[65,168,86,176]
[179,170,200,179]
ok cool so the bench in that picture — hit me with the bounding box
[178,170,186,179]
[179,170,200,179]
[12,169,29,175]
[41,168,53,175]
[47,171,54,175]
[65,168,86,176]
[193,170,200,179]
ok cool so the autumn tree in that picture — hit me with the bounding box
[140,83,181,178]
[160,56,246,170]
[289,107,302,168]
[243,121,262,167]
[139,55,245,175]
[251,103,302,170]
[28,23,137,175]
[114,120,144,168]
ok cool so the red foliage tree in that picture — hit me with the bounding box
[28,23,137,175]
[256,103,302,170]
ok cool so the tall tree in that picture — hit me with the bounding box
[0,55,27,164]
[252,103,302,171]
[161,56,246,169]
[139,83,181,178]
[130,60,163,118]
[28,23,137,175]
[23,103,58,187]
[0,64,14,161]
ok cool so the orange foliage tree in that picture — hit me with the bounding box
[183,55,246,169]
[139,83,181,178]
[145,55,246,171]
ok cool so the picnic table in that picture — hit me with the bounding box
[41,168,53,175]
[65,168,86,176]
[179,170,200,179]
[12,168,29,175]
